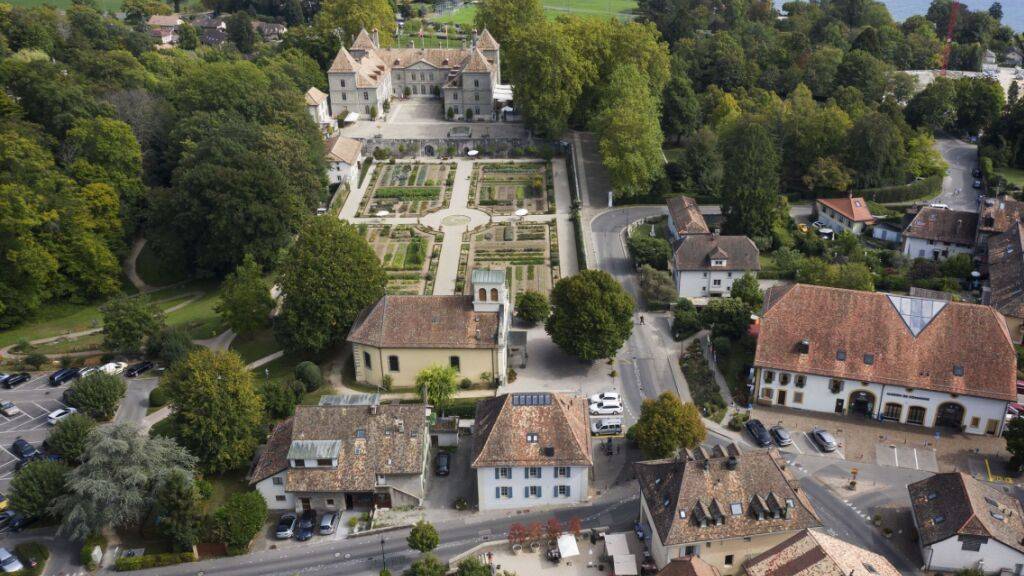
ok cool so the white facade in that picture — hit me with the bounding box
[754,369,1008,436]
[476,465,589,511]
[902,236,973,261]
[675,269,747,299]
[254,472,295,511]
[817,207,868,236]
[329,74,391,120]
[307,99,336,133]
[872,225,902,244]
[327,159,356,187]
[922,533,1024,573]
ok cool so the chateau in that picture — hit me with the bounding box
[327,28,509,121]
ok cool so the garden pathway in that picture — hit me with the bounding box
[124,237,156,293]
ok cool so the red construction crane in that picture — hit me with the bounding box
[941,0,961,76]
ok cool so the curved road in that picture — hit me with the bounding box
[933,136,981,212]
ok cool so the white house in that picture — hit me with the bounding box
[671,234,760,300]
[814,196,875,236]
[305,87,337,135]
[666,195,710,240]
[472,392,592,511]
[323,135,362,187]
[753,284,1016,435]
[902,207,978,261]
[909,472,1024,574]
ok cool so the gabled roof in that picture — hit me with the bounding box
[903,207,978,246]
[755,284,1017,401]
[989,222,1024,320]
[979,195,1024,235]
[745,529,901,576]
[463,48,492,73]
[347,295,500,349]
[249,418,293,483]
[817,196,874,223]
[909,472,1024,554]
[666,195,710,235]
[657,557,720,576]
[472,393,592,468]
[324,136,362,164]
[328,47,359,73]
[147,14,181,27]
[351,28,376,51]
[476,29,500,51]
[672,235,760,272]
[305,87,328,106]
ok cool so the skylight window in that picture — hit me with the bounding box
[863,354,874,365]
[992,511,1006,521]
[927,492,939,501]
[730,503,743,516]
[679,510,687,519]
[526,432,539,443]
[953,365,964,377]
[836,349,846,361]
[933,515,945,524]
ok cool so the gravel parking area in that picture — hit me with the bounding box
[0,372,74,489]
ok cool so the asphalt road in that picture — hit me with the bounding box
[933,136,981,212]
[113,377,159,426]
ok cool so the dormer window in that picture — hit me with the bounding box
[316,459,333,467]
[355,428,366,438]
[836,349,846,361]
[711,259,726,267]
[863,354,874,365]
[927,491,939,501]
[933,514,945,524]
[526,432,538,443]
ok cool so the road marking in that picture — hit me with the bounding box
[892,445,899,468]
[913,448,919,470]
[786,442,803,455]
[803,432,822,454]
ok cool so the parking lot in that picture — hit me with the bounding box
[0,373,74,490]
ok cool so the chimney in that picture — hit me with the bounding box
[370,402,379,415]
[472,29,479,44]
[702,459,710,471]
[396,418,405,433]
[371,28,380,47]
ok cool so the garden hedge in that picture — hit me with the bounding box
[852,175,942,204]
[114,552,196,571]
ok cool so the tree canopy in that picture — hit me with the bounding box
[416,365,459,411]
[217,254,274,337]
[546,270,634,361]
[633,392,706,458]
[68,372,127,421]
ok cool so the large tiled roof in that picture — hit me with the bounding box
[284,403,427,493]
[666,195,710,235]
[347,295,500,349]
[979,195,1024,235]
[147,14,181,27]
[988,222,1024,320]
[472,393,592,468]
[672,235,760,272]
[250,418,294,483]
[745,529,900,576]
[305,87,327,106]
[903,207,978,246]
[476,29,500,51]
[756,284,1016,401]
[328,47,359,73]
[351,28,376,51]
[375,47,472,70]
[635,450,820,546]
[462,48,492,73]
[909,472,1024,553]
[324,136,362,164]
[817,196,874,223]
[657,557,720,576]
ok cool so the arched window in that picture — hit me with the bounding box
[490,288,498,300]
[478,288,487,301]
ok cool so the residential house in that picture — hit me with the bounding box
[472,392,592,511]
[191,14,226,32]
[744,528,900,576]
[306,87,337,135]
[814,196,875,236]
[753,284,1016,435]
[635,447,821,575]
[200,28,228,46]
[902,207,978,261]
[348,269,510,388]
[666,195,710,240]
[146,13,181,46]
[988,222,1024,343]
[254,21,287,42]
[150,28,175,45]
[327,28,509,121]
[909,472,1024,573]
[657,556,720,576]
[871,221,903,244]
[249,396,429,512]
[977,194,1024,250]
[324,135,361,187]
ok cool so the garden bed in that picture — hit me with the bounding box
[361,224,442,295]
[470,161,552,215]
[460,222,558,296]
[680,340,727,423]
[359,163,454,217]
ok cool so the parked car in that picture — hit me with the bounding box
[0,494,7,512]
[319,512,339,535]
[75,367,97,380]
[48,367,79,386]
[589,401,624,416]
[973,179,983,189]
[296,510,317,541]
[125,361,154,378]
[590,417,623,436]
[0,512,14,531]
[1017,380,1024,395]
[973,168,982,178]
[435,452,451,476]
[809,428,838,452]
[0,375,8,387]
[588,391,620,404]
[11,440,37,461]
[745,419,772,447]
[0,548,22,573]
[769,425,793,447]
[315,207,328,216]
[275,514,297,539]
[46,407,77,426]
[810,220,824,229]
[0,403,19,418]
[3,374,30,389]
[98,362,127,376]
[6,513,33,533]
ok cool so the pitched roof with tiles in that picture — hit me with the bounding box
[351,28,377,51]
[989,222,1024,320]
[376,47,471,70]
[755,284,1016,401]
[745,529,900,576]
[672,235,760,272]
[657,556,720,576]
[903,207,978,246]
[324,136,362,164]
[909,472,1024,553]
[328,47,359,73]
[666,195,710,235]
[305,87,328,106]
[817,196,875,223]
[635,450,821,547]
[250,418,294,483]
[476,29,500,51]
[347,295,500,350]
[462,48,493,73]
[284,403,427,493]
[147,14,181,27]
[979,195,1024,236]
[472,393,592,468]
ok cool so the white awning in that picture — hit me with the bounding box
[605,533,629,556]
[493,84,513,102]
[343,112,359,123]
[557,534,579,558]
[613,555,638,575]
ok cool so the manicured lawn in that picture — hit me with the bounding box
[258,350,311,386]
[32,332,105,354]
[202,469,250,515]
[429,0,636,26]
[6,0,122,10]
[229,329,281,365]
[135,242,189,288]
[997,167,1024,187]
[164,284,227,340]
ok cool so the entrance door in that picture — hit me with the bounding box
[835,399,844,414]
[300,498,311,511]
[935,403,965,429]
[849,391,875,417]
[986,419,999,435]
[776,390,787,406]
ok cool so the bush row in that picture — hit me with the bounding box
[854,175,942,204]
[114,552,196,571]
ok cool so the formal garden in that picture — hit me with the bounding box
[360,224,443,295]
[469,161,554,215]
[359,162,455,217]
[456,222,560,296]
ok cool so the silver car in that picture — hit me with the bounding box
[0,548,23,573]
[809,428,838,452]
[319,511,339,535]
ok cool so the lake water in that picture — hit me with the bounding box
[777,0,1023,32]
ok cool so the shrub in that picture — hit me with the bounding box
[24,352,48,369]
[114,551,196,571]
[857,175,942,204]
[14,542,48,576]
[727,412,749,431]
[294,361,322,392]
[627,235,671,270]
[711,336,732,357]
[213,492,268,555]
[459,378,473,389]
[149,386,168,408]
[516,291,550,323]
[382,374,393,391]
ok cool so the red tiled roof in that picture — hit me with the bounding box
[817,196,875,223]
[472,393,592,468]
[347,295,500,349]
[745,529,900,576]
[903,207,978,245]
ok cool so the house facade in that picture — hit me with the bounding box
[327,28,507,121]
[666,195,710,240]
[902,207,978,261]
[305,87,337,135]
[250,397,429,512]
[814,196,875,236]
[472,392,592,511]
[753,284,1016,435]
[909,472,1024,574]
[323,135,362,187]
[635,447,821,575]
[347,269,510,388]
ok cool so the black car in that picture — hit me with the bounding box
[973,179,983,189]
[11,439,37,461]
[745,419,772,447]
[295,510,316,541]
[435,452,450,476]
[973,168,982,178]
[125,361,154,378]
[3,374,30,389]
[48,367,79,386]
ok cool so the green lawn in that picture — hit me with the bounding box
[32,333,105,355]
[163,284,227,340]
[202,469,250,515]
[997,167,1024,187]
[229,329,282,365]
[428,0,636,27]
[5,0,123,11]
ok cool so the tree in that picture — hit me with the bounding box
[803,157,853,196]
[100,294,164,354]
[69,373,127,421]
[633,393,706,458]
[456,557,491,576]
[954,76,1005,135]
[729,273,762,310]
[213,491,268,555]
[146,326,195,367]
[905,77,957,130]
[404,554,445,576]
[55,423,196,541]
[165,349,264,474]
[719,119,780,239]
[416,365,458,411]
[546,517,562,541]
[834,263,875,291]
[474,0,543,47]
[546,270,634,361]
[227,12,257,53]
[276,218,386,355]
[508,523,528,546]
[846,111,907,189]
[699,298,751,339]
[639,265,677,308]
[1006,416,1024,469]
[314,0,394,52]
[46,413,96,464]
[217,254,273,337]
[294,361,323,392]
[627,235,672,270]
[154,469,203,551]
[407,520,439,553]
[941,253,974,279]
[10,460,70,520]
[837,49,889,102]
[260,379,300,419]
[672,305,701,340]
[505,21,587,138]
[516,291,550,323]
[178,22,198,49]
[661,62,700,144]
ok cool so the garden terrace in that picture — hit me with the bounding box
[470,161,554,215]
[457,222,560,296]
[359,162,455,217]
[360,224,443,295]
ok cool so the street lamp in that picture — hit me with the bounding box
[380,535,386,572]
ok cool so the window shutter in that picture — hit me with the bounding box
[566,486,571,497]
[537,468,542,479]
[524,487,529,498]
[537,486,542,498]
[494,468,499,479]
[495,487,500,499]
[525,468,529,479]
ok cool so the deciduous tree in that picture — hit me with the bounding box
[10,460,70,520]
[593,64,664,198]
[699,298,752,339]
[416,365,458,412]
[216,254,273,337]
[46,413,96,464]
[407,520,440,553]
[473,0,543,48]
[69,373,127,421]
[154,469,203,551]
[719,118,780,239]
[546,270,634,361]
[730,273,762,310]
[516,291,550,324]
[404,554,446,576]
[100,294,164,354]
[227,12,257,53]
[314,0,394,51]
[633,393,706,458]
[213,491,268,555]
[627,235,672,270]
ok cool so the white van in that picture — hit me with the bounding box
[590,418,622,436]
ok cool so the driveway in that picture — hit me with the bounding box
[933,136,981,212]
[422,443,475,510]
[114,377,160,426]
